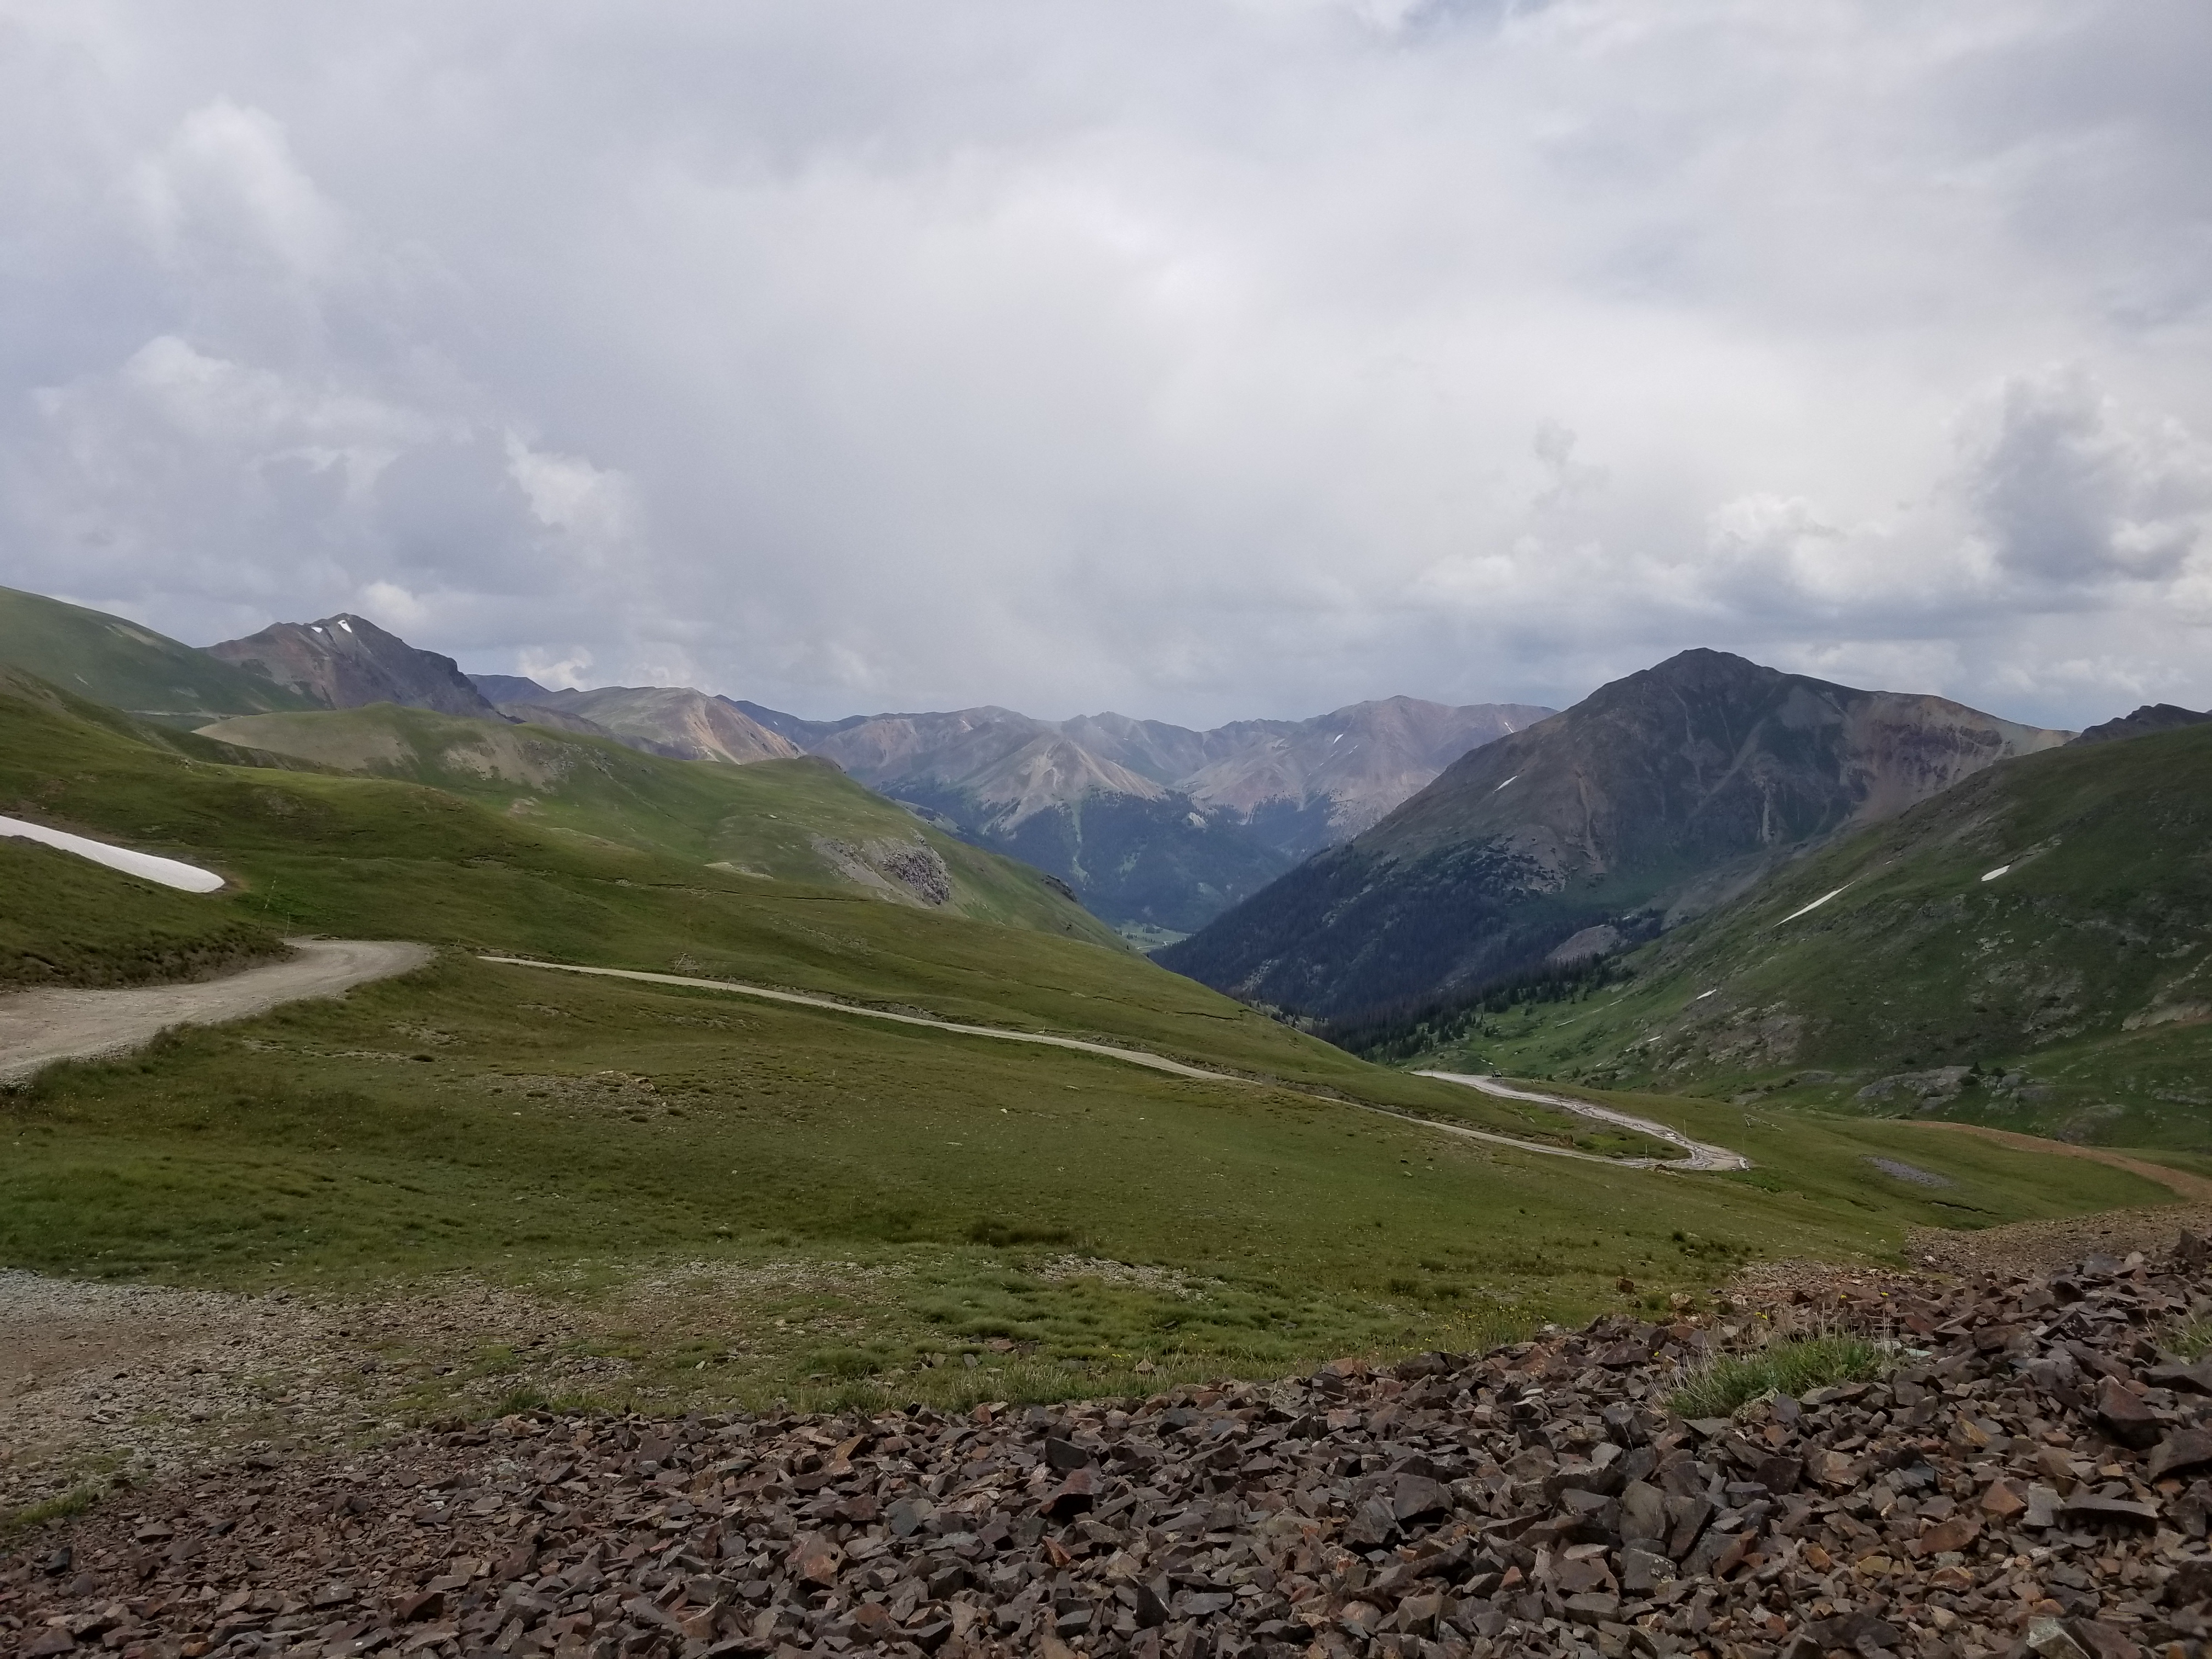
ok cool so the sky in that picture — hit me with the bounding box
[2,2,2208,729]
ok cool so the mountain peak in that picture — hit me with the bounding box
[206,614,499,719]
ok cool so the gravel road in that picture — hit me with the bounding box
[1416,1070,1752,1171]
[0,939,432,1084]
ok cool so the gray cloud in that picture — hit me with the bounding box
[1,1,2209,728]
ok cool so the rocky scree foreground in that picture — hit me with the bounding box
[16,1247,2212,1659]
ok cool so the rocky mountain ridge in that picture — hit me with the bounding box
[206,615,498,720]
[500,689,1550,938]
[1160,650,2072,1021]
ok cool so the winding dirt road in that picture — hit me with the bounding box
[483,956,1750,1172]
[1417,1070,1754,1171]
[0,939,432,1084]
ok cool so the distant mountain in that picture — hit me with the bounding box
[725,696,1550,939]
[1104,697,1556,857]
[724,699,869,750]
[469,673,556,705]
[1158,649,2072,1020]
[518,686,801,765]
[207,614,498,719]
[0,584,315,725]
[2073,703,2211,746]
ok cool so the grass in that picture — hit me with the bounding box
[0,952,2174,1405]
[1668,1334,1889,1420]
[0,837,289,989]
[2164,1317,2212,1361]
[3,1483,106,1536]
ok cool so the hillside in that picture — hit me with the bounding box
[1160,648,2070,1020]
[1386,720,2212,1149]
[191,704,1117,941]
[0,836,288,989]
[206,612,499,717]
[0,668,1599,1112]
[0,583,315,724]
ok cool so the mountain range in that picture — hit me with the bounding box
[0,585,1548,940]
[7,573,2211,1162]
[706,696,1552,939]
[473,681,1550,940]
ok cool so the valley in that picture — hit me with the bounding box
[3,579,2208,1634]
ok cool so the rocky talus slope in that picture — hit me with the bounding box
[13,1247,2212,1659]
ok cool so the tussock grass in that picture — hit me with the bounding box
[1669,1334,1888,1420]
[4,1483,105,1536]
[2163,1316,2212,1361]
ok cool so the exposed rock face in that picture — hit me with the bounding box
[2074,704,2212,746]
[1160,650,2071,1020]
[205,616,499,719]
[810,709,1168,828]
[526,687,801,766]
[15,1243,2212,1659]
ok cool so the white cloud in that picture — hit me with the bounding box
[0,0,2207,726]
[1959,365,2212,587]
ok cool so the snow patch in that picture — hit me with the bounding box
[1980,864,2010,882]
[0,815,224,893]
[1492,774,1519,792]
[1776,884,1850,924]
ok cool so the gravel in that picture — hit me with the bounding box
[15,1240,2212,1657]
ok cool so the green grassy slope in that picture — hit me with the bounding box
[1398,724,2212,1147]
[194,705,1119,944]
[0,584,314,723]
[0,838,289,989]
[2,952,2166,1408]
[0,669,1632,1142]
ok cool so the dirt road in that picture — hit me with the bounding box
[0,939,432,1084]
[1417,1070,1753,1171]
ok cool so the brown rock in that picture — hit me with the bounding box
[2095,1376,2163,1449]
[2148,1429,2212,1481]
[1982,1479,2028,1519]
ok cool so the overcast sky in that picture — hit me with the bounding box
[3,2,2208,727]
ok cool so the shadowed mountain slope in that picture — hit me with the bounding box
[0,584,315,725]
[1405,718,2212,1149]
[2073,703,2211,746]
[207,613,499,718]
[1159,649,2070,1020]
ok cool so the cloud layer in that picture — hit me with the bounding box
[3,1,2208,726]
